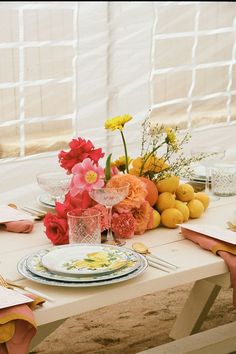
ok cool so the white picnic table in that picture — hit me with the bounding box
[1,181,236,353]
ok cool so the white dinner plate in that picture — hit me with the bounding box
[17,253,148,287]
[191,165,207,182]
[37,194,55,208]
[26,247,142,282]
[41,244,134,276]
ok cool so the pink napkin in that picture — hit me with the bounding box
[0,294,45,354]
[0,220,34,233]
[181,227,236,307]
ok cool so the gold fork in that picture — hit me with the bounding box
[0,274,54,301]
[0,275,29,291]
[8,203,46,220]
[0,274,12,289]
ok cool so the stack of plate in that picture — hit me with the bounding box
[17,244,148,287]
[190,165,209,184]
[37,193,55,208]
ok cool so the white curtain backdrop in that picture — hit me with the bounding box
[0,1,236,164]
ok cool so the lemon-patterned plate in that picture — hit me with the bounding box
[17,252,148,287]
[25,247,141,283]
[41,244,137,276]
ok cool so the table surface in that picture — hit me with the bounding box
[1,183,236,326]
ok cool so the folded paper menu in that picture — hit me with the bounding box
[180,223,236,245]
[0,205,34,223]
[0,286,33,309]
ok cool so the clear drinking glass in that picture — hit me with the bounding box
[191,146,225,201]
[211,163,236,197]
[67,209,101,244]
[89,183,130,245]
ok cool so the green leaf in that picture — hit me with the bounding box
[105,153,112,182]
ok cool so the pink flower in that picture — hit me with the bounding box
[58,138,104,174]
[111,166,119,177]
[112,212,136,239]
[70,158,105,195]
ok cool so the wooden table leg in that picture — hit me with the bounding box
[169,279,221,340]
[30,319,66,350]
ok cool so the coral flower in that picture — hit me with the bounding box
[70,158,105,196]
[88,204,108,232]
[107,174,147,210]
[132,201,153,235]
[112,212,136,239]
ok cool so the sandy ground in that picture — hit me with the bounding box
[31,283,236,354]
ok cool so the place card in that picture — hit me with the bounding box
[180,223,236,245]
[0,205,34,223]
[0,286,33,309]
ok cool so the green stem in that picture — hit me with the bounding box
[120,130,129,173]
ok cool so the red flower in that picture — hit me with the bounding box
[44,213,69,245]
[58,138,104,174]
[64,190,95,211]
[55,201,69,219]
[44,191,97,245]
[112,212,136,239]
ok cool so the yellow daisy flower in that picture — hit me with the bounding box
[105,114,132,173]
[165,127,178,149]
[105,114,133,131]
[130,155,169,176]
[112,155,132,172]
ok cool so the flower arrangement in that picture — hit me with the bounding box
[44,113,206,245]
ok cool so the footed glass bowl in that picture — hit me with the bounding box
[36,172,71,202]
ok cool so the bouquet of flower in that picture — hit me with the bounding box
[44,113,206,245]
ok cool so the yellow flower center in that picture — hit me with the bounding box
[85,170,97,184]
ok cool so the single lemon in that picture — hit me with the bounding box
[156,175,180,193]
[152,209,161,229]
[194,192,210,210]
[139,176,158,207]
[174,200,190,222]
[187,199,204,218]
[176,183,195,202]
[155,192,176,213]
[161,208,183,228]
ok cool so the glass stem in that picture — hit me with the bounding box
[205,167,210,194]
[107,206,114,242]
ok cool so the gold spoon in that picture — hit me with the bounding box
[132,242,178,269]
[227,221,236,232]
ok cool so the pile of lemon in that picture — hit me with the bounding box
[152,176,209,229]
